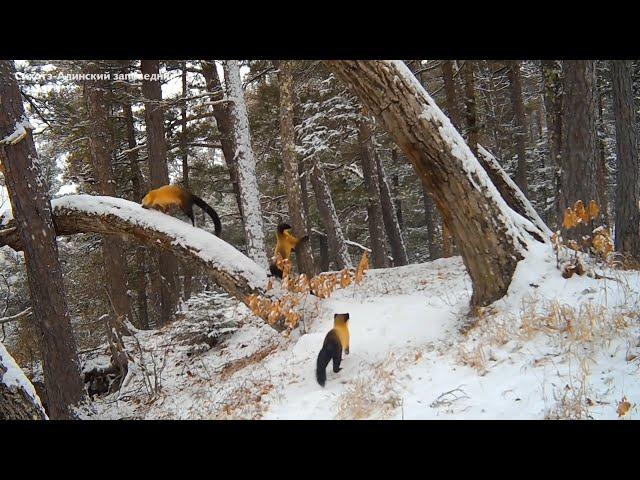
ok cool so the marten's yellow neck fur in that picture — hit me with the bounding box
[274,224,302,260]
[333,313,350,351]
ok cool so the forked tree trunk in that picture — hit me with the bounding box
[201,60,244,220]
[0,60,83,418]
[374,148,408,266]
[325,60,545,307]
[83,68,135,328]
[223,60,269,268]
[309,160,353,270]
[357,115,389,268]
[277,60,315,276]
[141,60,179,326]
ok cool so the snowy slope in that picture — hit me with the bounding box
[79,242,640,420]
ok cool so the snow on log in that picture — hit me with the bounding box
[0,195,269,308]
[1,341,47,419]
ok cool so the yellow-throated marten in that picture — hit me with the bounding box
[268,222,309,278]
[316,313,350,387]
[141,184,222,236]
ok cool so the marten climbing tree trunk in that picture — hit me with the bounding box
[325,60,546,307]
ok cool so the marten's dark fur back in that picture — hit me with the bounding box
[316,330,343,387]
[191,194,222,237]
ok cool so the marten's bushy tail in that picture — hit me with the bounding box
[316,346,332,387]
[192,194,222,237]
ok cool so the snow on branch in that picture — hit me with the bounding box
[1,341,47,419]
[0,195,270,310]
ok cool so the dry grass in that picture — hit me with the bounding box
[544,357,593,420]
[335,354,403,420]
[456,343,488,376]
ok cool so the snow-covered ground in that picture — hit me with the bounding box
[78,241,640,420]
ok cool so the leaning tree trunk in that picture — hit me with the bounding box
[201,60,244,220]
[309,159,353,270]
[122,101,150,329]
[223,60,269,268]
[1,342,47,419]
[357,115,389,268]
[558,61,600,240]
[325,60,546,307]
[374,148,408,266]
[141,59,179,326]
[277,60,315,276]
[506,60,530,197]
[0,60,83,419]
[83,66,135,328]
[610,60,640,257]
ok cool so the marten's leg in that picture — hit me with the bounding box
[182,202,195,226]
[332,347,343,373]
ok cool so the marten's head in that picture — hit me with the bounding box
[141,190,155,209]
[277,223,292,234]
[334,313,350,325]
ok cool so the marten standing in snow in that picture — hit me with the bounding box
[269,222,309,278]
[141,184,222,237]
[316,313,350,387]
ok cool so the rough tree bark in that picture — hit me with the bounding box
[0,60,83,418]
[559,61,600,240]
[610,60,640,257]
[506,60,530,197]
[83,66,135,328]
[223,60,269,268]
[0,342,47,419]
[309,160,353,270]
[277,60,315,276]
[357,115,389,268]
[122,101,150,329]
[141,60,179,326]
[325,60,546,307]
[374,148,408,266]
[540,61,564,226]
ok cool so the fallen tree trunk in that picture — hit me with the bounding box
[0,195,269,314]
[1,342,47,419]
[325,60,547,307]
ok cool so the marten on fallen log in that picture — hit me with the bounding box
[141,184,222,237]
